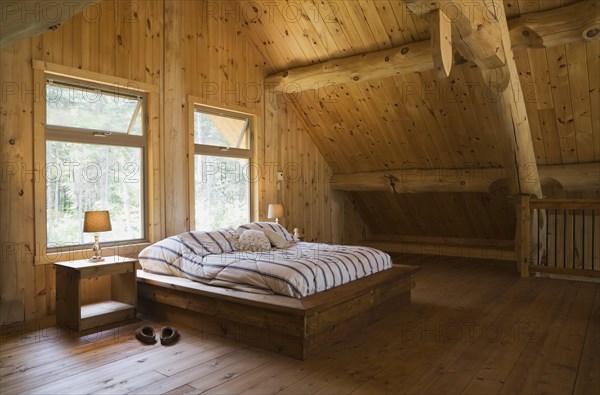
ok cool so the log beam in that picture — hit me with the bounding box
[330,163,600,194]
[509,0,600,49]
[480,0,541,197]
[0,1,101,49]
[265,1,599,93]
[430,8,453,78]
[265,40,433,94]
[404,0,505,68]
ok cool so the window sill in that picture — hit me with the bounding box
[36,242,152,265]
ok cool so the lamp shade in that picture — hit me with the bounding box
[267,204,284,219]
[83,210,112,233]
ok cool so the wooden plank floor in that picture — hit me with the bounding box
[1,256,598,395]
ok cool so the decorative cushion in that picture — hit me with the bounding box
[236,222,299,243]
[263,228,293,249]
[233,229,271,252]
[178,228,237,257]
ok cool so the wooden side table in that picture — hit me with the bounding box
[55,255,137,331]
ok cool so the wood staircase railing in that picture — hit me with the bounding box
[516,198,600,278]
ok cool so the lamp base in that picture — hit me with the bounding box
[89,233,104,262]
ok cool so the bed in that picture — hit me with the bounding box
[136,223,418,359]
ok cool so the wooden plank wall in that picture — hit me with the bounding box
[1,39,34,324]
[163,0,266,234]
[264,94,368,244]
[0,0,163,325]
[0,0,367,325]
[352,189,516,240]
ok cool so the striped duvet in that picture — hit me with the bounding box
[138,227,392,298]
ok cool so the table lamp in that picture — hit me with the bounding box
[267,203,284,224]
[83,210,112,262]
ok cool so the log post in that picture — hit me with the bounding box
[475,0,543,198]
[515,195,531,277]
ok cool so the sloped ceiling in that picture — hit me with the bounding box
[0,0,101,48]
[239,0,599,239]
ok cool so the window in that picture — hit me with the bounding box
[45,80,146,249]
[193,107,252,231]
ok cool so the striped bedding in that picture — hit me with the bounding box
[138,226,392,298]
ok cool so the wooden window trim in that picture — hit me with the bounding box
[187,97,257,230]
[33,61,162,265]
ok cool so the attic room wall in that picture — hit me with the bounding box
[167,0,367,243]
[162,0,267,235]
[264,94,368,244]
[0,0,364,326]
[0,0,268,325]
[0,0,163,325]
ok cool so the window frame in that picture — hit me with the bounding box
[33,61,161,264]
[188,100,256,231]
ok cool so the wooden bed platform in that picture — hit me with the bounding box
[137,264,418,359]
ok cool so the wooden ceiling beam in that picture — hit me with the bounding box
[405,1,542,197]
[0,0,101,49]
[509,0,600,49]
[404,0,505,68]
[329,163,600,194]
[430,8,453,78]
[478,0,542,197]
[265,1,599,93]
[265,40,433,94]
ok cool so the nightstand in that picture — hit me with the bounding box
[55,255,137,331]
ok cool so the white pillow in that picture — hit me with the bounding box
[236,222,299,243]
[234,229,271,252]
[263,228,293,249]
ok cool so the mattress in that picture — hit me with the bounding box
[139,239,392,298]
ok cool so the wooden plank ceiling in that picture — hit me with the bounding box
[239,0,599,238]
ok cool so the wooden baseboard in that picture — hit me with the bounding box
[0,315,57,340]
[529,265,600,279]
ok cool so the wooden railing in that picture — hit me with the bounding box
[516,198,600,278]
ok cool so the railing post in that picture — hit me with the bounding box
[515,195,531,277]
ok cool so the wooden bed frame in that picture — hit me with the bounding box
[137,264,418,359]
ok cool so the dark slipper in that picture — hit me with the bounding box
[135,325,156,344]
[160,326,179,345]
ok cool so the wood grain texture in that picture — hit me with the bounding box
[248,0,597,241]
[0,0,368,326]
[264,0,596,92]
[1,0,599,327]
[1,1,162,325]
[509,0,600,49]
[264,91,369,243]
[0,0,102,48]
[430,8,453,78]
[2,257,598,395]
[137,265,418,359]
[330,162,600,193]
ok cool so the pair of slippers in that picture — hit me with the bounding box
[135,325,179,345]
